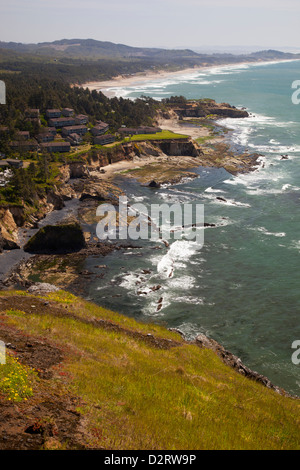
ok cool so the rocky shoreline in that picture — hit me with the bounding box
[1,104,290,398]
[0,134,261,290]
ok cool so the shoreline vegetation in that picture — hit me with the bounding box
[1,50,299,449]
[0,288,299,450]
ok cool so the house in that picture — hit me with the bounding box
[62,108,74,117]
[5,158,23,169]
[46,109,61,119]
[36,133,55,143]
[0,160,9,169]
[61,125,87,137]
[25,109,40,118]
[40,127,57,136]
[94,134,116,145]
[0,158,23,169]
[10,140,39,152]
[0,126,9,135]
[40,142,71,153]
[74,114,88,125]
[67,133,82,146]
[91,121,109,136]
[26,117,41,126]
[48,117,76,128]
[16,131,30,140]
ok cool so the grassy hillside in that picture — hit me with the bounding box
[1,39,299,62]
[0,289,299,450]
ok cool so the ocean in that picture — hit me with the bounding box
[87,60,300,395]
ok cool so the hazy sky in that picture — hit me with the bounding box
[1,0,300,49]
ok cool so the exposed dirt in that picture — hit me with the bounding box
[0,292,184,449]
[0,295,182,351]
[0,323,62,379]
[0,390,84,450]
[0,315,86,449]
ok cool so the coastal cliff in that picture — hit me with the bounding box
[0,289,298,450]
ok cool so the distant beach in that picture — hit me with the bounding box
[81,66,200,97]
[81,58,300,98]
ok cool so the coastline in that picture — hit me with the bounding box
[0,132,294,401]
[81,58,300,98]
[81,66,201,97]
[1,65,296,402]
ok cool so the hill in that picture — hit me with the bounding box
[0,288,299,450]
[0,38,299,63]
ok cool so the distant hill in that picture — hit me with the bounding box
[0,38,299,62]
[0,39,299,85]
[0,39,201,60]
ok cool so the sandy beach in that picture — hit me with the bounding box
[81,58,300,98]
[81,66,203,97]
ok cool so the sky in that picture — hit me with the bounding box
[1,0,300,50]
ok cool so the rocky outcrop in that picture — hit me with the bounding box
[0,206,21,250]
[155,139,202,157]
[0,234,20,252]
[195,334,292,397]
[207,106,249,118]
[148,180,161,188]
[27,282,60,294]
[24,222,86,254]
[59,162,90,181]
[77,179,123,204]
[46,190,65,211]
[56,184,77,201]
[173,99,249,119]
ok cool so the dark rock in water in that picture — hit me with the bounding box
[24,222,86,254]
[141,269,152,274]
[150,285,161,292]
[204,222,216,227]
[0,234,20,252]
[148,180,161,188]
[216,196,227,203]
[156,297,163,312]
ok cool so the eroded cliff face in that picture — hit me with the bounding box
[103,139,201,160]
[0,206,25,250]
[0,138,201,248]
[0,207,19,242]
[69,140,201,172]
[171,99,249,119]
[154,139,202,157]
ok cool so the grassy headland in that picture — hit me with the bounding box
[0,289,299,450]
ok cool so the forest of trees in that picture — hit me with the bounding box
[0,75,159,134]
[0,56,164,208]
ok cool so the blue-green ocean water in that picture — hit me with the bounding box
[88,60,300,395]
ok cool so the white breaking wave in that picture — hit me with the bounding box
[204,187,226,193]
[201,191,251,207]
[155,239,199,279]
[255,227,286,238]
[218,112,299,150]
[167,275,196,290]
[289,240,300,252]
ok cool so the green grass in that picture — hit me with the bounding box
[123,130,188,142]
[1,290,300,450]
[196,136,215,144]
